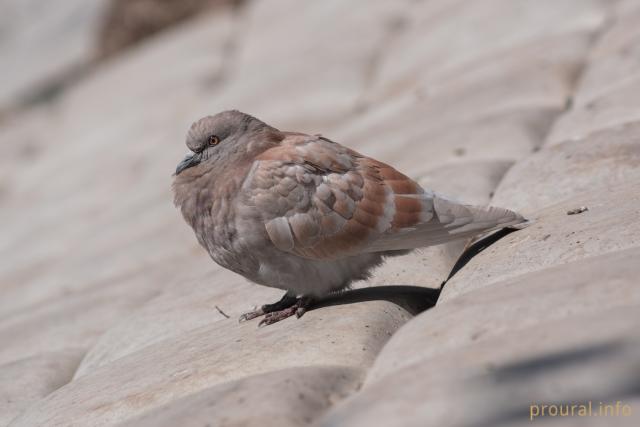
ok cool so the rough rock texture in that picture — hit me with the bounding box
[120,367,361,427]
[1,0,639,426]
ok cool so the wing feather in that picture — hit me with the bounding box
[242,133,524,259]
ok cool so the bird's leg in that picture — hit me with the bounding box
[238,291,298,323]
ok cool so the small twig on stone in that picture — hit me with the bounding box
[214,305,230,319]
[567,206,588,215]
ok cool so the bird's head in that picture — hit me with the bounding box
[174,110,268,176]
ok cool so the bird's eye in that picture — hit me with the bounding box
[208,135,219,146]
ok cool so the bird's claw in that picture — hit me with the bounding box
[238,308,264,323]
[240,295,314,326]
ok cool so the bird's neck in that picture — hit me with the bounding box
[173,161,245,231]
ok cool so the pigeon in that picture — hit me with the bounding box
[173,110,525,325]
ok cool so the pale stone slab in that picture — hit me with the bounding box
[0,350,83,426]
[338,62,574,160]
[0,0,109,111]
[440,116,640,300]
[73,272,282,377]
[367,246,640,383]
[493,123,640,212]
[615,0,640,16]
[0,260,211,368]
[317,308,640,427]
[592,6,640,57]
[440,180,640,301]
[576,8,640,105]
[118,367,361,427]
[548,6,640,137]
[9,298,411,427]
[546,81,640,146]
[418,160,514,206]
[0,106,54,205]
[333,25,592,176]
[345,109,554,180]
[368,0,607,102]
[202,0,414,132]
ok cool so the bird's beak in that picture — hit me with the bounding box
[174,152,201,175]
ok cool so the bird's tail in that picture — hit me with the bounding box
[366,194,527,252]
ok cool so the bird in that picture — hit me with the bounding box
[172,110,525,326]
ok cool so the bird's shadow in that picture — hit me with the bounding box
[313,285,441,316]
[308,226,521,316]
[444,226,521,283]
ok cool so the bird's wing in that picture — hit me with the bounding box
[240,134,523,259]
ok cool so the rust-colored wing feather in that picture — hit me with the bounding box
[241,133,522,259]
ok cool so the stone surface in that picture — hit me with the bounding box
[0,270,164,367]
[318,308,640,427]
[71,270,253,377]
[118,367,360,427]
[0,350,83,426]
[576,8,640,105]
[0,0,109,111]
[3,0,638,426]
[338,57,576,158]
[365,0,606,103]
[546,81,640,145]
[206,0,415,132]
[367,246,640,383]
[546,9,640,145]
[345,109,554,180]
[96,0,237,59]
[441,180,640,301]
[616,0,640,16]
[439,119,640,300]
[493,122,640,212]
[9,297,410,427]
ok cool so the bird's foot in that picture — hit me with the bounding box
[259,297,312,327]
[239,293,313,326]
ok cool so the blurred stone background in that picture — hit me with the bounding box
[1,0,639,426]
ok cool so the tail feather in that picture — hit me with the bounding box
[366,194,525,252]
